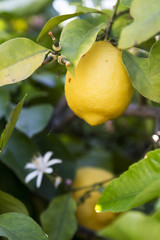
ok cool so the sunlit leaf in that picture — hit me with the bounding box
[0,95,26,154]
[41,194,77,240]
[0,38,49,86]
[120,0,133,7]
[0,212,48,240]
[0,190,28,215]
[122,39,160,103]
[96,149,160,212]
[99,211,160,240]
[60,19,106,76]
[119,0,160,49]
[37,6,106,42]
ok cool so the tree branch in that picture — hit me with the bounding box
[47,96,160,132]
[105,0,120,40]
[124,103,160,118]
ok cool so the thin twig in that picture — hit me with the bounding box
[105,0,120,40]
[71,177,114,192]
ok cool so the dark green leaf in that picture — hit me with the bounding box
[119,0,160,49]
[122,40,160,103]
[1,130,39,187]
[41,194,77,240]
[14,104,53,137]
[37,6,106,42]
[96,149,160,212]
[99,211,160,240]
[0,95,26,154]
[0,38,49,86]
[0,190,28,215]
[60,19,106,76]
[0,212,48,240]
[0,88,10,119]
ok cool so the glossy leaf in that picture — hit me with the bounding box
[13,104,53,137]
[99,211,160,240]
[37,6,105,42]
[0,190,28,215]
[0,38,49,86]
[0,212,48,240]
[119,0,160,49]
[41,194,77,240]
[96,149,160,212]
[0,95,26,154]
[122,40,160,103]
[60,19,106,76]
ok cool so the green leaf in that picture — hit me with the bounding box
[122,40,160,103]
[119,0,160,49]
[0,0,51,16]
[60,19,106,76]
[148,39,160,81]
[96,149,160,213]
[40,194,77,240]
[99,211,160,240]
[0,212,48,240]
[0,190,28,215]
[110,13,133,40]
[0,38,49,86]
[120,0,133,7]
[1,130,39,187]
[13,104,53,137]
[0,88,10,119]
[37,6,106,42]
[0,95,26,154]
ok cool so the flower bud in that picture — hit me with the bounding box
[58,55,70,67]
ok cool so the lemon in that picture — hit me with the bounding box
[72,167,118,231]
[65,41,133,126]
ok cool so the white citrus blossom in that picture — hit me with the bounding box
[25,151,62,188]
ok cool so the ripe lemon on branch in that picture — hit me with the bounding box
[72,167,119,231]
[65,41,133,126]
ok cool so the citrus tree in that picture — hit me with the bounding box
[0,0,160,239]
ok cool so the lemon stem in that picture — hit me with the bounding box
[105,0,120,40]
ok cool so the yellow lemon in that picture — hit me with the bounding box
[65,41,133,126]
[72,167,118,231]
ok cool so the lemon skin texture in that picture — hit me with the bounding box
[72,167,118,231]
[65,41,133,126]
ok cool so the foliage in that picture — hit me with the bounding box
[0,0,160,239]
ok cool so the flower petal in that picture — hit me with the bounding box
[25,170,39,183]
[47,159,62,167]
[25,163,37,169]
[45,167,53,174]
[36,172,43,188]
[43,151,53,163]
